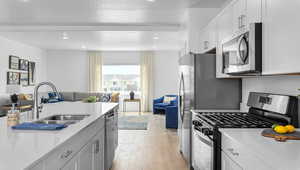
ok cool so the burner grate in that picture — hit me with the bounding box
[199,112,273,128]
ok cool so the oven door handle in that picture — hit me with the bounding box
[195,132,213,147]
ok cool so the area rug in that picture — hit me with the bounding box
[118,115,148,130]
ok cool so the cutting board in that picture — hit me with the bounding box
[261,129,300,142]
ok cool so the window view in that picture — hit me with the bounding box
[102,65,140,95]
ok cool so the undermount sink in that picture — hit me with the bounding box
[42,114,90,121]
[34,120,78,126]
[33,114,90,126]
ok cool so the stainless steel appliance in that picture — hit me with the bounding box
[178,53,241,168]
[105,109,118,170]
[222,23,262,74]
[191,92,299,170]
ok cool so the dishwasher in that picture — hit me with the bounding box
[105,110,117,170]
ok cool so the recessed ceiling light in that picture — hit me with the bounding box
[147,0,156,2]
[62,32,69,40]
[153,36,159,40]
[81,45,87,49]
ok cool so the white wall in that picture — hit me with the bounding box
[241,76,300,111]
[46,50,179,112]
[153,51,179,98]
[0,36,47,96]
[102,51,140,65]
[46,50,88,92]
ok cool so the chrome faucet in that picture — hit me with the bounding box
[33,82,60,119]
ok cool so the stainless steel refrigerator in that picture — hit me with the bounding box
[178,53,241,168]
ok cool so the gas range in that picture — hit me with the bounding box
[195,112,274,129]
[191,92,299,170]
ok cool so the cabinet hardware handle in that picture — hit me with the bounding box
[94,140,100,154]
[241,15,246,28]
[227,148,239,156]
[227,148,234,152]
[238,16,241,29]
[204,41,209,50]
[60,150,73,159]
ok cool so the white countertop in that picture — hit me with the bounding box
[0,102,118,170]
[220,129,300,170]
[192,109,242,113]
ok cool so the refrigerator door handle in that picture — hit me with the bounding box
[180,73,185,122]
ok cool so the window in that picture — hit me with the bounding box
[102,65,140,95]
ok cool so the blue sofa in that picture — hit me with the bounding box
[153,95,178,129]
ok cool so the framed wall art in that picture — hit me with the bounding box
[9,55,20,70]
[28,62,36,86]
[20,73,29,86]
[19,59,29,71]
[7,72,20,85]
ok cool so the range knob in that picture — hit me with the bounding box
[192,120,203,127]
[202,128,213,136]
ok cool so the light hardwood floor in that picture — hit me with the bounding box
[111,112,189,170]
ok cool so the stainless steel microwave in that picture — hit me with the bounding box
[222,23,262,74]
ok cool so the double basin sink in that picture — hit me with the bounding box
[34,114,90,126]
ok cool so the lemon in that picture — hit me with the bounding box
[274,125,288,134]
[272,124,279,129]
[285,125,295,133]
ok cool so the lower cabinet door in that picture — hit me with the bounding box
[78,141,94,170]
[221,151,244,170]
[60,157,78,170]
[93,129,105,170]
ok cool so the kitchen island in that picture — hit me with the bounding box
[0,102,118,170]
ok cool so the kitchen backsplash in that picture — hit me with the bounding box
[241,75,300,112]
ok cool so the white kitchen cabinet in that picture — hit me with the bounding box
[198,28,207,53]
[216,6,234,78]
[78,141,93,170]
[261,0,300,74]
[28,117,106,170]
[222,151,243,170]
[208,18,218,50]
[200,18,218,53]
[222,133,274,170]
[93,129,105,170]
[60,156,78,170]
[28,162,45,170]
[232,0,262,36]
[246,0,262,27]
[232,0,247,35]
[217,4,234,44]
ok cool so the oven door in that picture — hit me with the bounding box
[192,127,213,170]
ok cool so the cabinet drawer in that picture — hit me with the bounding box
[44,117,105,170]
[222,134,273,170]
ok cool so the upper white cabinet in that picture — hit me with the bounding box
[215,0,262,78]
[200,18,218,53]
[246,0,262,27]
[216,4,234,78]
[232,0,247,35]
[262,0,300,74]
[218,0,262,43]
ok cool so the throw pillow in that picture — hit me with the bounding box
[82,96,98,103]
[111,92,120,103]
[99,93,111,102]
[163,96,176,104]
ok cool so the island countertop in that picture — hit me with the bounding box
[0,102,118,170]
